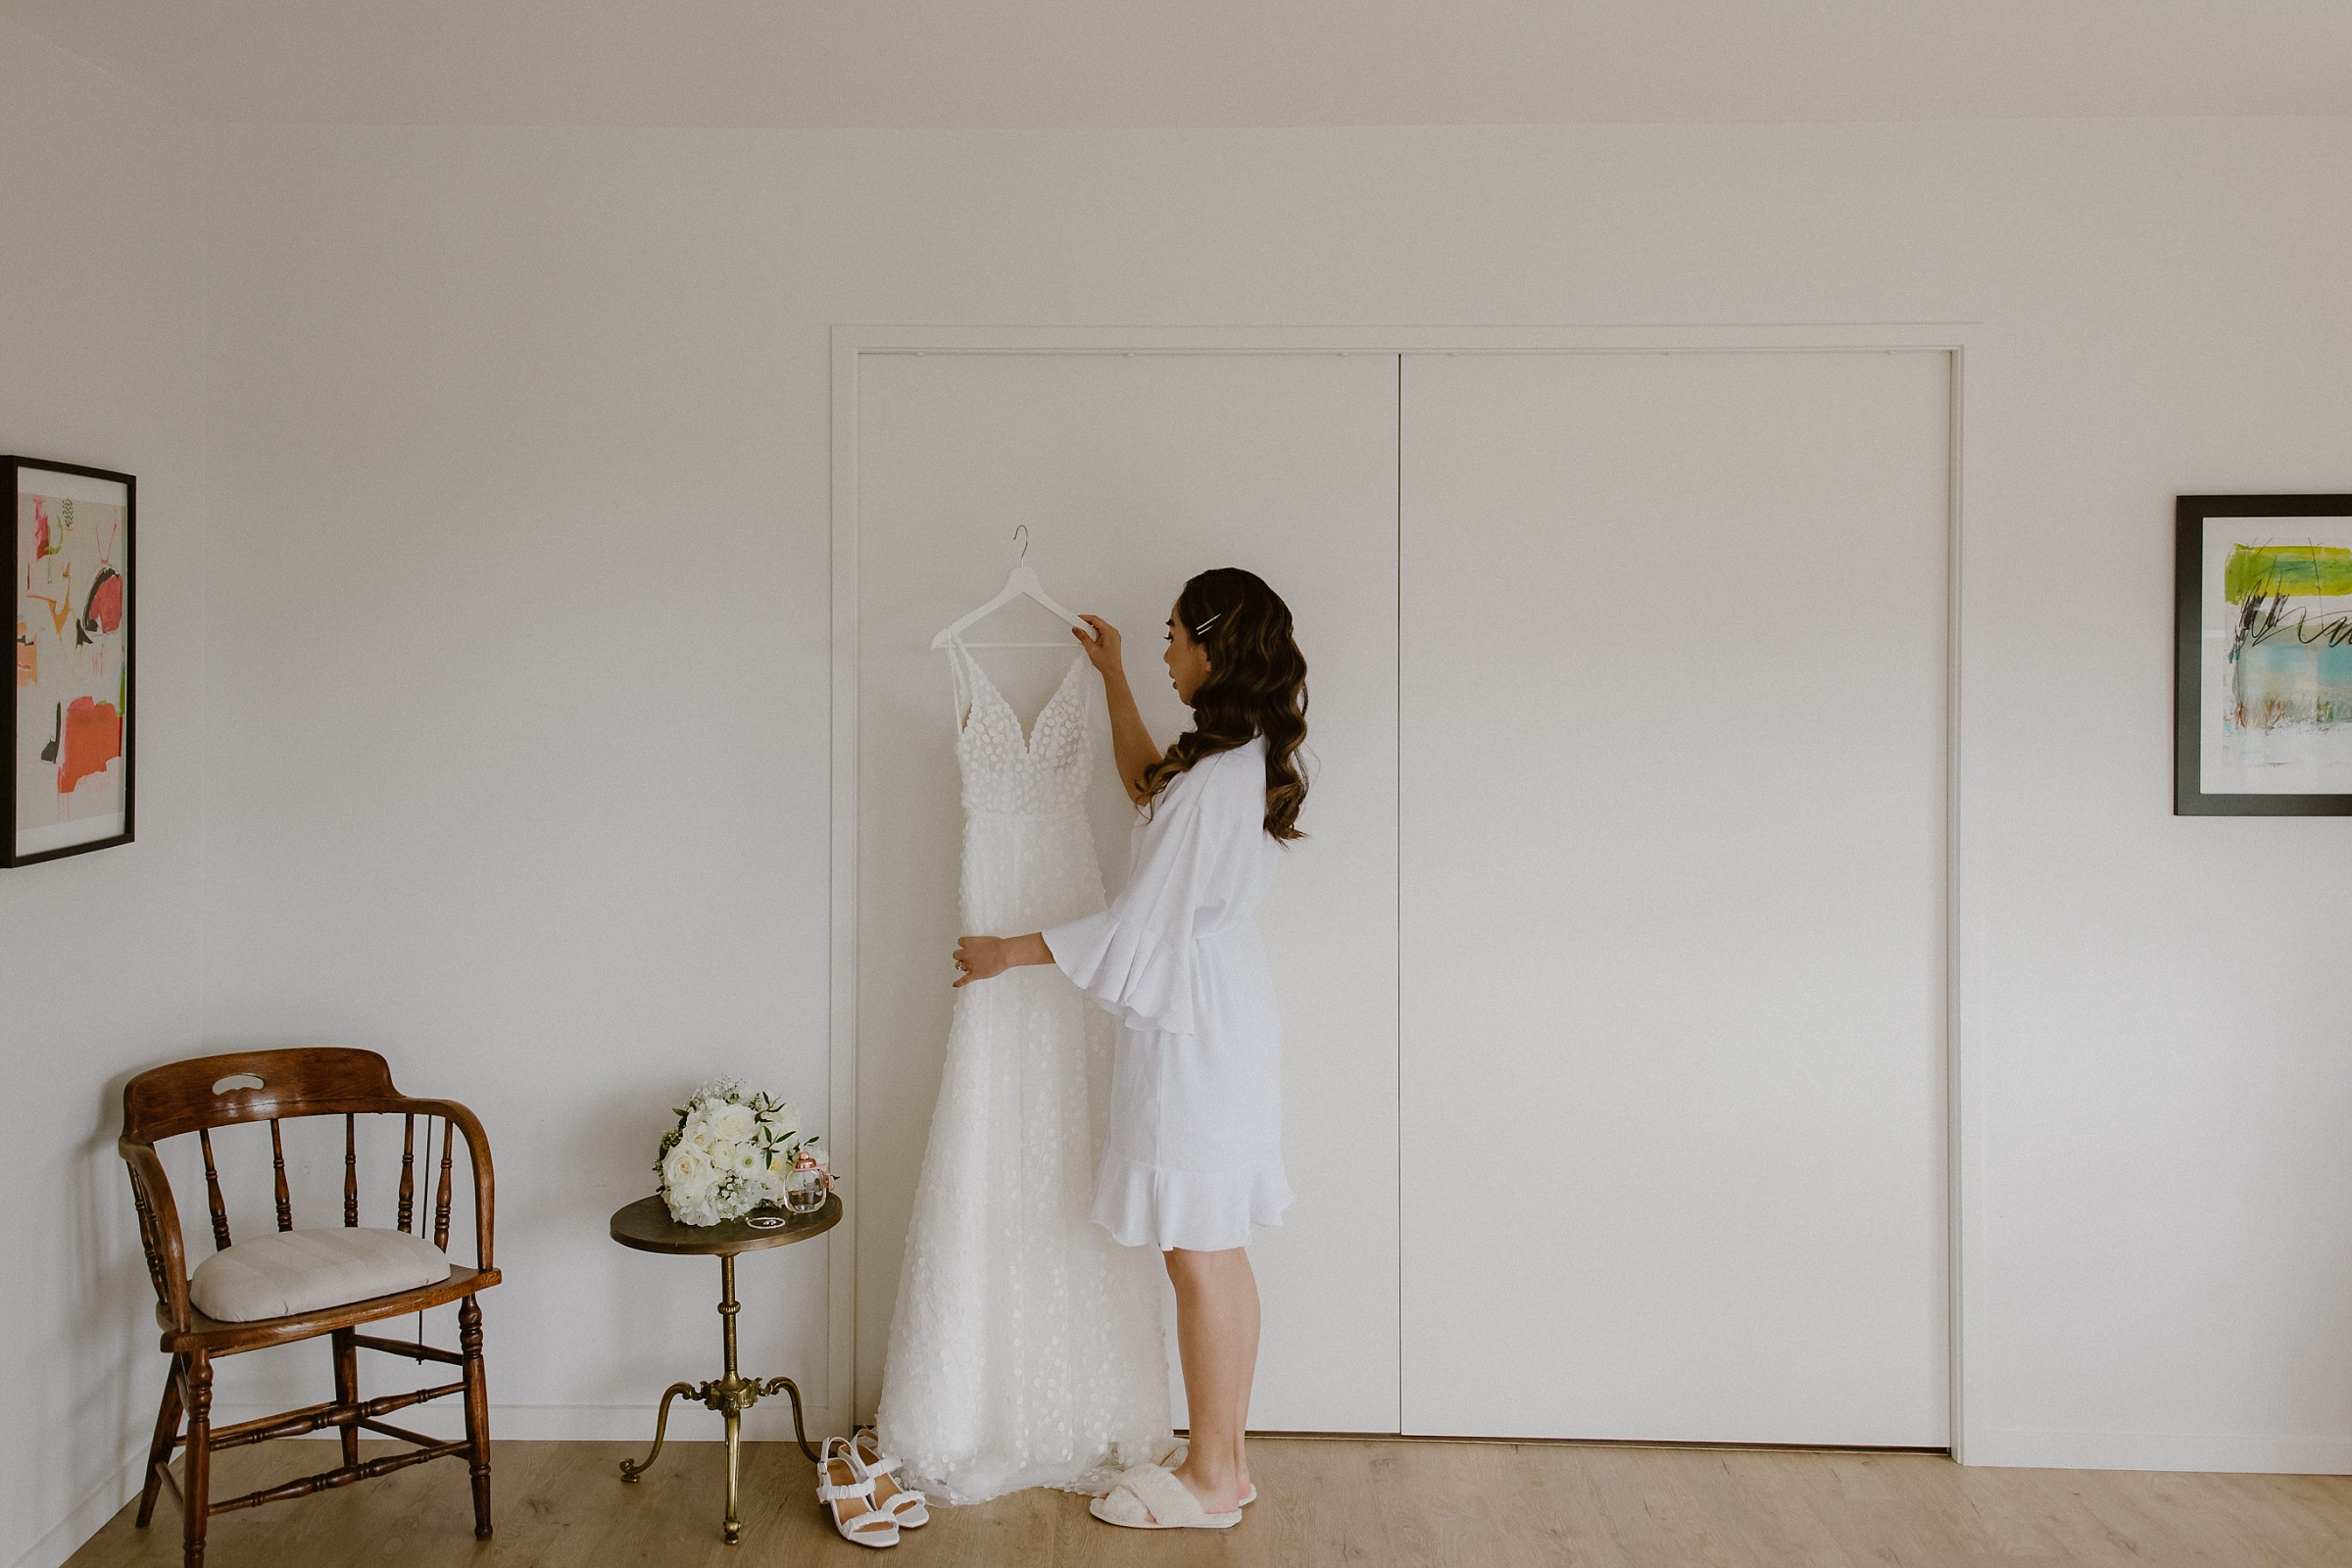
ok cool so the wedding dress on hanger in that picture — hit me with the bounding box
[873,621,1171,1504]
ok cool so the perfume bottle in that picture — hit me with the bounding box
[783,1149,831,1214]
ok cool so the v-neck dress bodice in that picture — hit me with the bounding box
[951,647,1095,819]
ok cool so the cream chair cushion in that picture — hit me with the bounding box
[190,1227,450,1322]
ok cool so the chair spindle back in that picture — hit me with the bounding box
[269,1119,293,1231]
[433,1120,456,1250]
[197,1128,232,1251]
[399,1114,417,1232]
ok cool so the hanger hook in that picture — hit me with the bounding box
[1012,524,1030,562]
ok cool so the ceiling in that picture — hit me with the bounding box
[4,0,2348,129]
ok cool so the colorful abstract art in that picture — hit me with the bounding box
[8,458,134,863]
[2178,495,2352,815]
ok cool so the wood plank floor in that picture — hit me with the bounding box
[66,1437,2352,1568]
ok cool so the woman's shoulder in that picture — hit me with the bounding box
[1190,736,1268,806]
[1153,736,1263,807]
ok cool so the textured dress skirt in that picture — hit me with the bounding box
[1046,734,1294,1252]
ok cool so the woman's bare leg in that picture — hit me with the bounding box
[1231,1260,1258,1501]
[1162,1247,1258,1513]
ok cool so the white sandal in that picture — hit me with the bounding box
[1157,1439,1256,1505]
[1088,1463,1243,1530]
[851,1429,929,1528]
[818,1437,901,1548]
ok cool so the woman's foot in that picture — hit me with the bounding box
[1088,1464,1242,1530]
[1171,1459,1247,1513]
[1160,1439,1255,1506]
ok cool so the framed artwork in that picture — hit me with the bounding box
[2177,493,2352,815]
[8,457,134,864]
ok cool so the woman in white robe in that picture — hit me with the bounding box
[952,567,1309,1530]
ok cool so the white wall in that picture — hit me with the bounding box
[0,20,211,1568]
[191,116,2352,1475]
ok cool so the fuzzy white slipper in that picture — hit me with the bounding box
[1088,1464,1243,1530]
[1157,1440,1257,1506]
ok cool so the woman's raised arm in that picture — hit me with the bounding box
[1073,614,1159,805]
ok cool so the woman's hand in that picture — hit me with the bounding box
[953,932,1054,987]
[1072,615,1124,680]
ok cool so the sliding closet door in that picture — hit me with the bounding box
[855,351,1400,1432]
[1399,351,1950,1445]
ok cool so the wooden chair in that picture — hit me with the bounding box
[118,1049,499,1567]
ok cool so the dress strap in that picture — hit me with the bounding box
[943,636,976,732]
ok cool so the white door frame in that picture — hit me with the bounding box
[827,321,1980,1455]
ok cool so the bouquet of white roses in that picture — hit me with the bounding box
[656,1080,814,1227]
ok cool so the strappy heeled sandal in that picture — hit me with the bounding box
[1088,1462,1243,1530]
[818,1437,900,1548]
[851,1429,929,1528]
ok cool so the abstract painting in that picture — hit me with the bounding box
[8,458,134,863]
[2177,494,2352,815]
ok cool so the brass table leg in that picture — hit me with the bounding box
[717,1252,745,1544]
[619,1251,823,1544]
[761,1373,819,1463]
[618,1381,697,1483]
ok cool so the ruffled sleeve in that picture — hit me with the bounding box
[1044,755,1242,1036]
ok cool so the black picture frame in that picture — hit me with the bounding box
[2176,492,2352,816]
[6,455,136,865]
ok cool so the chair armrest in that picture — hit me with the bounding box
[119,1140,192,1334]
[389,1098,496,1272]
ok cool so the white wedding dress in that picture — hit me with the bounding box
[873,641,1172,1504]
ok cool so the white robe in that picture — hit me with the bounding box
[1045,735,1294,1252]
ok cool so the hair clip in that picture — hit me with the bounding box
[1191,612,1224,635]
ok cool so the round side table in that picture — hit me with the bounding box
[609,1192,843,1544]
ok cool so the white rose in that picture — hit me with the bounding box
[663,1145,712,1191]
[707,1102,759,1144]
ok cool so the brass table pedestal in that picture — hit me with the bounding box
[608,1192,844,1544]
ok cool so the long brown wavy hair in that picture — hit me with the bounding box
[1139,567,1309,841]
